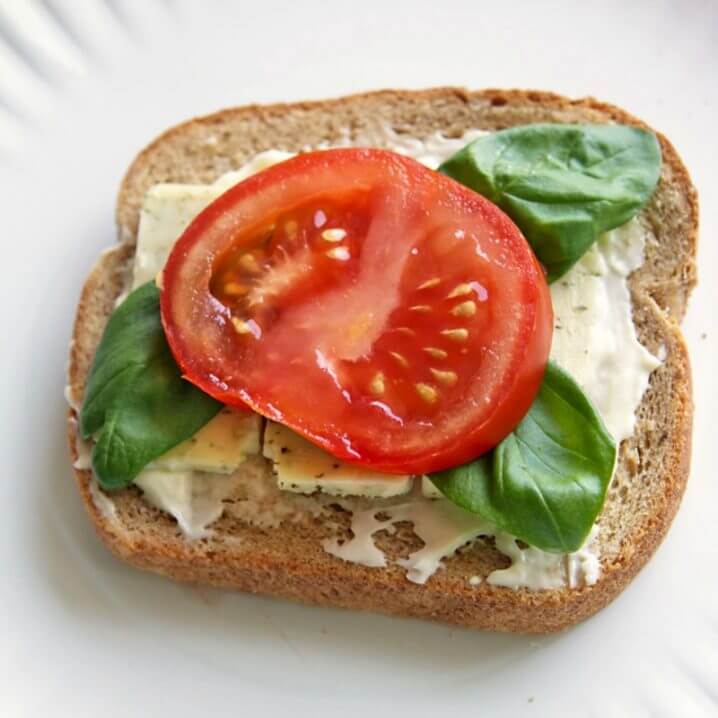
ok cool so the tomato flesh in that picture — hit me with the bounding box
[161,149,553,474]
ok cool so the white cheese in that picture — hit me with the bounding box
[264,422,412,497]
[147,408,260,474]
[132,184,216,290]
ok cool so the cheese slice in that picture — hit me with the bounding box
[132,185,215,289]
[263,422,413,497]
[147,408,261,473]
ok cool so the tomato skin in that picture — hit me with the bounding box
[161,149,553,474]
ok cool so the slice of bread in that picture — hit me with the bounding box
[67,88,697,633]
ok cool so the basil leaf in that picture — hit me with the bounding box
[79,282,222,490]
[429,362,616,553]
[439,124,661,281]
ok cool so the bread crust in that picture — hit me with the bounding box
[67,88,696,633]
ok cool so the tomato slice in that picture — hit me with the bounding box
[160,149,552,474]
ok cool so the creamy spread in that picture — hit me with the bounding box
[324,490,602,588]
[550,219,661,442]
[68,416,92,470]
[88,477,119,521]
[137,456,334,536]
[133,471,231,539]
[488,526,601,589]
[324,486,494,584]
[320,124,488,168]
[64,383,81,414]
[69,126,662,591]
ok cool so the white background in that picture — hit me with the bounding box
[0,1,716,716]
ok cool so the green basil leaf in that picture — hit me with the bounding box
[429,362,616,553]
[439,124,661,281]
[79,282,222,490]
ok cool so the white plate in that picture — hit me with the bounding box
[1,1,716,715]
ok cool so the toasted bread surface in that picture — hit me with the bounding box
[67,88,696,633]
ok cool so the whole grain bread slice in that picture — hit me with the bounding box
[67,88,696,633]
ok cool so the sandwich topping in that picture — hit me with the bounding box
[160,148,553,474]
[72,124,663,590]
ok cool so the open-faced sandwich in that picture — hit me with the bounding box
[66,88,697,633]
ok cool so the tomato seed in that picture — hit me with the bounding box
[224,282,248,296]
[417,277,441,290]
[430,369,458,386]
[389,351,409,368]
[415,383,438,403]
[321,228,347,242]
[441,328,469,342]
[370,372,385,395]
[325,247,351,260]
[231,317,253,334]
[284,220,298,239]
[450,300,477,317]
[239,254,261,273]
[423,347,448,359]
[447,283,472,298]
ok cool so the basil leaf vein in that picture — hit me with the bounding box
[79,282,222,490]
[439,123,661,281]
[429,362,616,553]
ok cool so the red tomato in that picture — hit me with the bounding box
[161,149,552,474]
